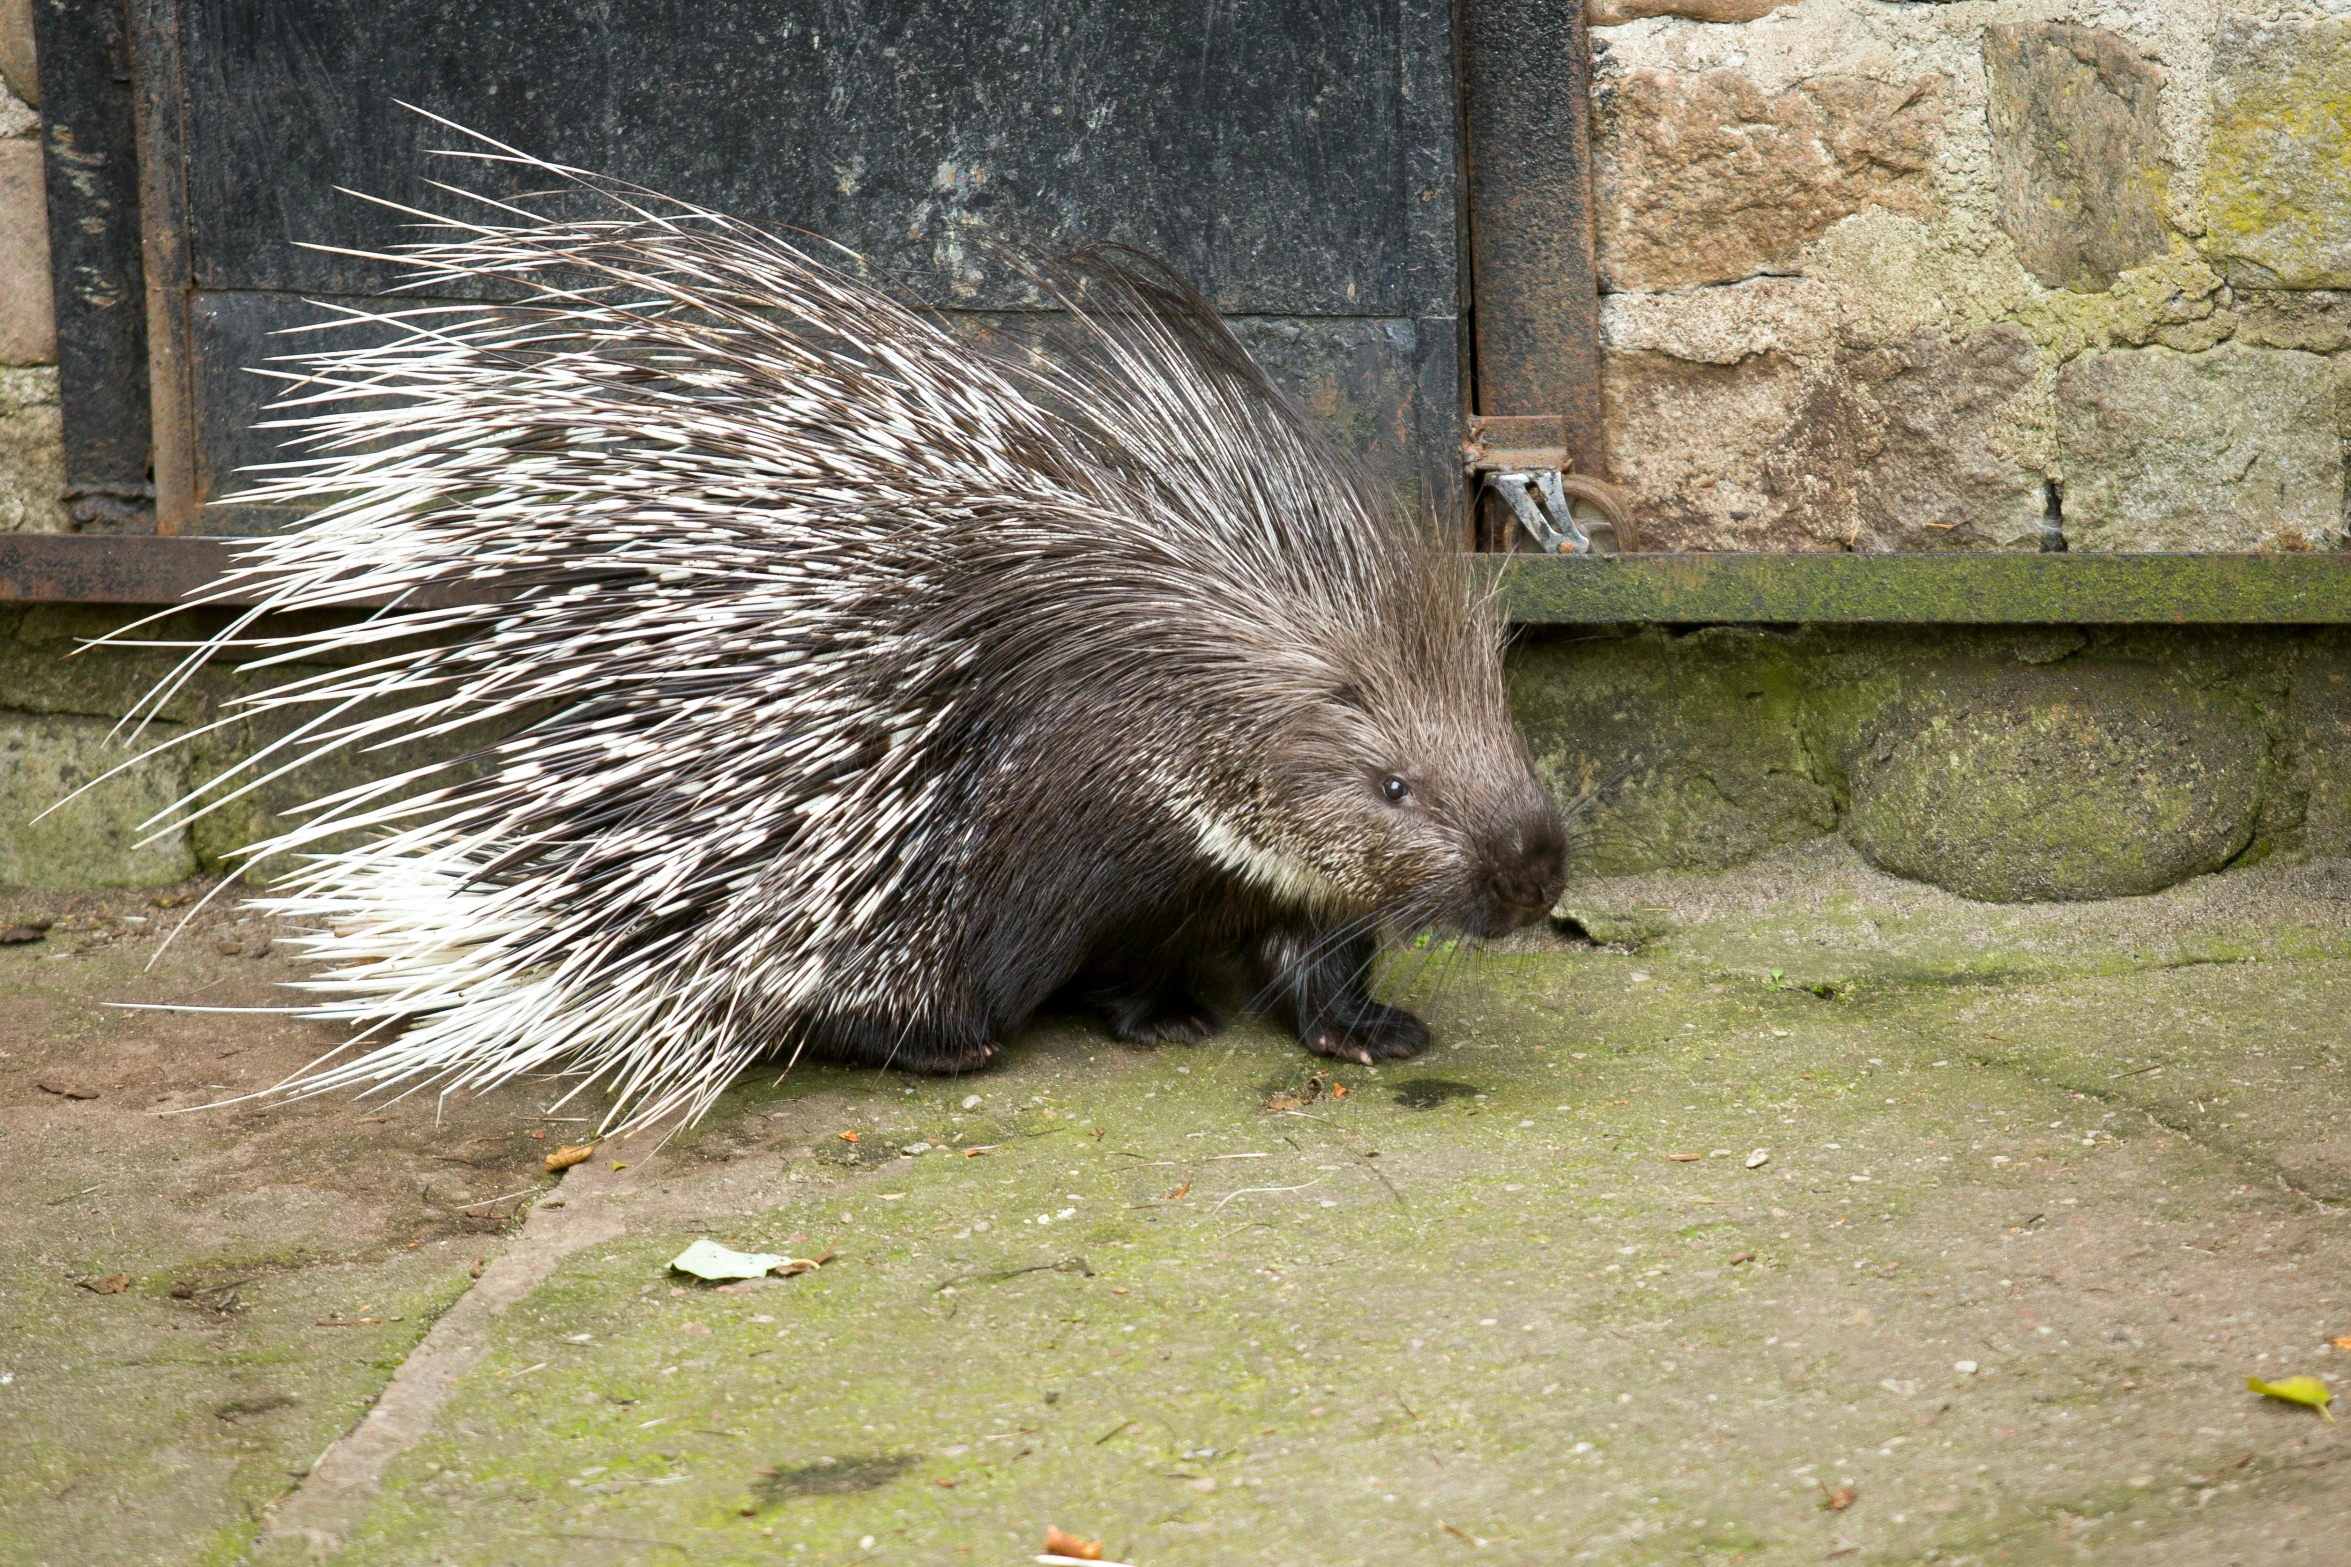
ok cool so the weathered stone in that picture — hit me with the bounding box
[1508,626,1838,877]
[2288,637,2351,859]
[1845,669,2261,902]
[2204,20,2351,290]
[0,0,34,110]
[1587,0,1781,25]
[1598,276,1837,366]
[1601,348,1812,551]
[1800,326,2044,551]
[0,366,63,531]
[0,712,195,887]
[1592,68,1942,292]
[0,138,53,366]
[1982,23,2167,294]
[1601,326,2042,552]
[2055,342,2342,551]
[2235,290,2351,354]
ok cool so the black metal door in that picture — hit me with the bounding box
[51,0,1464,537]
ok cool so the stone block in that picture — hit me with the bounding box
[0,711,196,887]
[1588,0,1782,25]
[1845,668,2261,902]
[1593,68,1942,292]
[2055,342,2342,551]
[1601,325,2042,551]
[1508,627,1838,878]
[1601,348,1810,550]
[2205,20,2351,290]
[1982,23,2167,293]
[0,0,33,110]
[2235,290,2351,354]
[0,365,63,530]
[0,137,53,366]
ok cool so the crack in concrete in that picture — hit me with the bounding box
[260,1124,676,1559]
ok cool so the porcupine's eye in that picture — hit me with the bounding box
[1379,774,1413,805]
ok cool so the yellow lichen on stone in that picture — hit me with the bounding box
[2004,244,2231,363]
[2203,19,2351,289]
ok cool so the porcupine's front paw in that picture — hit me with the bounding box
[1297,1000,1430,1066]
[1103,986,1225,1046]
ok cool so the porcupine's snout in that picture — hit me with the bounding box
[1468,783,1570,937]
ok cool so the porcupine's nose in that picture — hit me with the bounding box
[1480,809,1569,934]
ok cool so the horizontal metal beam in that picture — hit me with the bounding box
[0,533,238,604]
[1491,552,2351,625]
[9,536,2351,626]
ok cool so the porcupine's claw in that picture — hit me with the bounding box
[1298,1002,1430,1066]
[1257,928,1431,1065]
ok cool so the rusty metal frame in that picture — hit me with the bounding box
[1461,0,1606,552]
[0,534,234,602]
[126,0,198,534]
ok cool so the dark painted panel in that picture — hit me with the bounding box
[177,0,1416,316]
[32,0,153,527]
[187,289,1438,533]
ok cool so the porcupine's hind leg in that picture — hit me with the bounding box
[1099,973,1224,1046]
[1254,927,1429,1067]
[807,1011,1003,1074]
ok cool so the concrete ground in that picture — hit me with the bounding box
[4,838,2349,1567]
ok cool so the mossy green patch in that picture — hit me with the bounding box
[2205,19,2351,290]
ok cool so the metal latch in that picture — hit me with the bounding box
[1462,414,1637,554]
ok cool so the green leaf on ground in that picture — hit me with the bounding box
[2248,1374,2336,1422]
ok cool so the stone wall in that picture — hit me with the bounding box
[0,0,61,532]
[1590,0,2351,554]
[1512,622,2351,902]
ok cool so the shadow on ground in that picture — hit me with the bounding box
[4,840,2348,1565]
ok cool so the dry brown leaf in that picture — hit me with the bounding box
[544,1143,596,1172]
[1042,1525,1103,1560]
[0,925,48,944]
[79,1273,130,1295]
[37,1082,97,1100]
[2329,1335,2351,1351]
[1667,1152,1703,1162]
[1823,1484,1856,1511]
[838,1130,861,1142]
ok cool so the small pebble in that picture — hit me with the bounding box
[216,941,242,956]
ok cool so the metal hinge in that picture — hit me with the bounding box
[1462,415,1637,554]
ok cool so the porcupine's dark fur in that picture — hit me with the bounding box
[97,121,1568,1130]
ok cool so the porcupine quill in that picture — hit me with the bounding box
[79,116,1568,1132]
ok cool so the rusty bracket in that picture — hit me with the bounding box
[1463,414,1637,553]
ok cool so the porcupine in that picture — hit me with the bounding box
[106,125,1569,1131]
